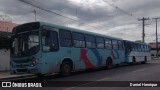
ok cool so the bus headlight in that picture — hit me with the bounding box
[31,57,38,66]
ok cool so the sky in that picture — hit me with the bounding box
[0,0,160,43]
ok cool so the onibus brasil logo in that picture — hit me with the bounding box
[2,82,42,87]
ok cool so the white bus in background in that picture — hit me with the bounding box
[123,40,151,64]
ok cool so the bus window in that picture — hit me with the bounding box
[146,45,150,52]
[118,41,124,50]
[112,40,118,50]
[142,45,145,52]
[96,37,104,49]
[131,43,134,51]
[132,44,135,51]
[59,30,72,47]
[141,45,143,52]
[42,30,58,52]
[105,39,112,49]
[28,31,39,49]
[85,34,96,48]
[138,45,141,52]
[145,45,148,52]
[135,44,139,52]
[146,45,149,52]
[72,32,85,48]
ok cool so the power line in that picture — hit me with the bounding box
[18,0,100,30]
[18,0,145,41]
[102,0,138,19]
[18,0,77,21]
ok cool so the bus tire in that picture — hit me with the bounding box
[130,56,136,65]
[60,60,72,76]
[132,56,136,63]
[106,58,113,69]
[142,56,147,64]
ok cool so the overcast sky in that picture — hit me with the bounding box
[0,0,160,43]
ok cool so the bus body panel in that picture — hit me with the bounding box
[128,52,151,62]
[41,47,125,73]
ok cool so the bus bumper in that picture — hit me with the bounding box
[10,67,39,75]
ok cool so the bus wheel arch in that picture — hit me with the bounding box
[60,58,73,76]
[106,57,113,69]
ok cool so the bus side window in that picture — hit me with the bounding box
[72,32,85,48]
[85,34,96,48]
[142,45,145,52]
[139,45,142,52]
[145,45,147,52]
[118,41,124,50]
[59,30,72,47]
[42,30,59,52]
[105,39,112,49]
[147,45,150,52]
[127,42,132,52]
[140,45,143,52]
[112,40,118,50]
[96,36,104,49]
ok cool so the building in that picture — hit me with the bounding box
[0,21,17,71]
[149,42,160,58]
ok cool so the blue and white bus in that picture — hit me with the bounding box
[10,22,151,76]
[123,40,151,64]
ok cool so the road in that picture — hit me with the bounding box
[2,60,160,90]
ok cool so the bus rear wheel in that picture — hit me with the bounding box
[142,56,147,64]
[130,56,136,65]
[60,61,72,76]
[106,58,113,69]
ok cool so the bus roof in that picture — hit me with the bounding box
[123,40,148,45]
[38,21,122,40]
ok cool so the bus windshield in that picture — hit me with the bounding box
[11,31,39,57]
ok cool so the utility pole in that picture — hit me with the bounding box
[138,17,149,43]
[153,18,160,57]
[32,9,36,21]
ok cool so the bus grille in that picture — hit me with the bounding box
[16,69,28,72]
[16,65,29,68]
[13,59,30,63]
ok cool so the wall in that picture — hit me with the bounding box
[0,49,10,71]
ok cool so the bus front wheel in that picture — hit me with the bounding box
[60,61,72,76]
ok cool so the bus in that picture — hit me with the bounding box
[10,22,151,76]
[123,40,151,64]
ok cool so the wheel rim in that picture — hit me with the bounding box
[108,61,111,68]
[107,59,112,69]
[64,64,71,73]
